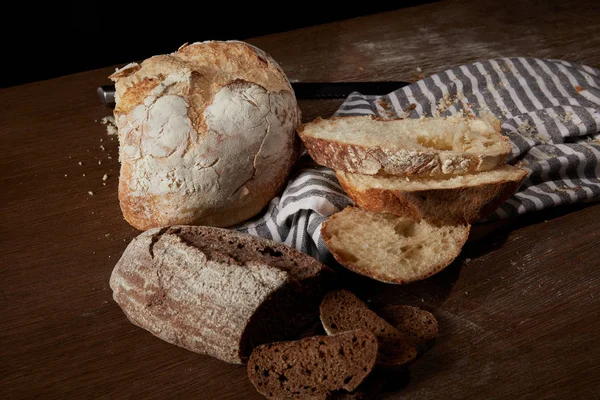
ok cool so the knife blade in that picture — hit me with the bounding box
[97,81,409,106]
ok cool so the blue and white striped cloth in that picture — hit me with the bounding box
[237,58,600,261]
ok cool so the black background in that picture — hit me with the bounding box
[3,1,435,88]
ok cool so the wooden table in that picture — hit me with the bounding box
[2,0,599,398]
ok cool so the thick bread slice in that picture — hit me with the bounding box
[110,226,334,364]
[337,165,527,223]
[247,330,378,399]
[321,208,469,284]
[298,114,510,176]
[320,290,417,366]
[378,305,438,350]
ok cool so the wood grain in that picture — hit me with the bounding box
[2,0,600,398]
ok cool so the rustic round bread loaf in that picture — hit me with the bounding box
[109,41,301,230]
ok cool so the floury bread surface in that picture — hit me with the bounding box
[109,226,334,364]
[109,41,301,230]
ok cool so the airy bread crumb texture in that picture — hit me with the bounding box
[338,164,526,191]
[321,208,469,284]
[298,113,511,176]
[303,114,503,153]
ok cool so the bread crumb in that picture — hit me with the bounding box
[107,156,112,160]
[78,161,83,166]
[510,261,517,266]
[359,66,365,71]
[88,191,94,196]
[82,174,86,177]
[464,258,472,264]
[557,112,574,123]
[100,116,118,136]
[103,182,106,186]
[416,67,422,72]
[100,138,104,142]
[105,233,110,237]
[98,160,102,165]
[102,174,109,181]
[465,291,469,295]
[437,94,454,115]
[517,120,535,135]
[64,174,68,177]
[575,85,584,93]
[100,145,106,151]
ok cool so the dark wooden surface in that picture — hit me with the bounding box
[2,0,600,398]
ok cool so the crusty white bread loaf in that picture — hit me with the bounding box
[336,165,527,223]
[109,41,301,230]
[110,226,334,364]
[320,290,417,366]
[298,113,510,176]
[321,208,469,284]
[247,330,378,399]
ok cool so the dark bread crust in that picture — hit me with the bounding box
[337,168,527,224]
[247,330,378,399]
[110,225,334,364]
[320,290,417,366]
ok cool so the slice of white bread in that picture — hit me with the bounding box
[337,164,527,223]
[298,113,511,176]
[321,207,469,284]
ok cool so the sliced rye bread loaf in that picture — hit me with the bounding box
[247,330,378,399]
[320,290,417,366]
[297,113,510,176]
[378,305,438,351]
[321,207,469,284]
[110,225,334,364]
[336,164,527,224]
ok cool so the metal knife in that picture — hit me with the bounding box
[97,81,409,106]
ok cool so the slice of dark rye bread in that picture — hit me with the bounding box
[110,226,335,364]
[247,330,378,399]
[320,290,417,366]
[378,305,439,350]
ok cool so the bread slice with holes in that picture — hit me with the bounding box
[337,164,527,223]
[247,330,378,399]
[321,207,469,284]
[320,290,417,366]
[378,305,438,352]
[297,113,510,176]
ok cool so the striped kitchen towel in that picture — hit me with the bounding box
[236,58,600,262]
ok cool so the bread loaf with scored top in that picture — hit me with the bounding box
[110,225,334,364]
[110,41,301,230]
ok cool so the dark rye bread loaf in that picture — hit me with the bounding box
[378,305,438,351]
[320,290,417,366]
[247,330,378,399]
[110,226,334,364]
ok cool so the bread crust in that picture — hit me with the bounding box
[110,226,333,364]
[298,116,510,176]
[321,208,470,284]
[336,168,527,224]
[110,41,301,230]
